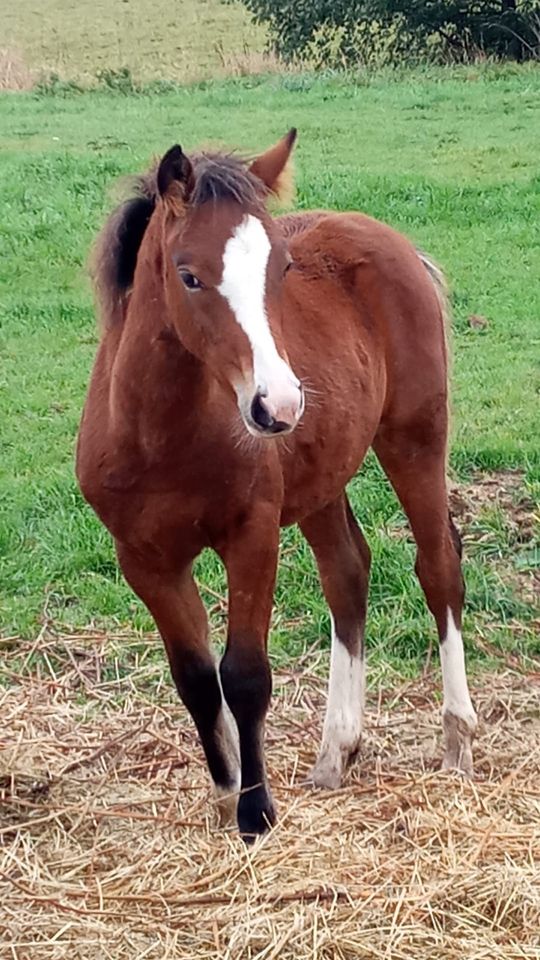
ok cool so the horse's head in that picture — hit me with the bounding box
[156,131,303,438]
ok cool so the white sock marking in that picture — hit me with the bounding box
[313,616,364,787]
[324,617,365,747]
[441,608,476,725]
[217,214,301,416]
[215,688,241,791]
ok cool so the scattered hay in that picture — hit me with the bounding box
[449,469,539,607]
[1,628,539,958]
[449,469,537,544]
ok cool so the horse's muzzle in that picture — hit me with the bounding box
[248,384,304,437]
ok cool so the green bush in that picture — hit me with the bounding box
[304,17,428,70]
[34,73,84,96]
[95,67,139,94]
[235,0,540,65]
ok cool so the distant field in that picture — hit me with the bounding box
[2,0,267,85]
[1,67,539,674]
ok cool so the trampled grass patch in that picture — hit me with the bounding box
[1,68,539,672]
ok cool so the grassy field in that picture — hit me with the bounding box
[2,0,267,86]
[1,67,539,676]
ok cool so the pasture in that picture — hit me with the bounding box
[1,69,539,661]
[1,61,539,957]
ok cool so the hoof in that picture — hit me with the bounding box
[442,709,476,777]
[442,752,474,778]
[310,736,362,789]
[310,752,343,790]
[238,785,276,842]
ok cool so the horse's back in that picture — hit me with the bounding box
[282,209,442,329]
[281,209,448,419]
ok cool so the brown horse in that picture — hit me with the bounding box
[77,130,477,839]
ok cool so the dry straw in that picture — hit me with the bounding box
[1,627,539,958]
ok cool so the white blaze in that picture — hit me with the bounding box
[217,214,301,420]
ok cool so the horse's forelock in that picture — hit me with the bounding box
[189,152,263,208]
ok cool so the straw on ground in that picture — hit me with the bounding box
[1,628,539,958]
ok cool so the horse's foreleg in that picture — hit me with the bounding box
[373,428,477,775]
[217,510,280,841]
[301,495,371,789]
[116,544,240,825]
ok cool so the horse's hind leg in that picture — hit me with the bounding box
[300,494,371,789]
[373,424,477,774]
[116,544,240,824]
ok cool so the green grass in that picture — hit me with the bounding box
[1,66,539,675]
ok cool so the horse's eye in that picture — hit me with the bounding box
[284,259,293,275]
[179,270,203,291]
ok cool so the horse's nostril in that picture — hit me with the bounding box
[250,394,274,431]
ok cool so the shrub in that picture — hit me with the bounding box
[34,72,84,96]
[235,0,540,65]
[95,67,139,94]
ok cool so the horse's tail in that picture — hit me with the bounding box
[416,249,453,473]
[416,249,450,330]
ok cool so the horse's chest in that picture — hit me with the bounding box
[81,442,273,559]
[91,484,207,556]
[281,426,369,525]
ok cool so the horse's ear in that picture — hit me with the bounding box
[249,128,297,203]
[157,145,194,202]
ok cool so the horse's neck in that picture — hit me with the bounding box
[107,279,208,458]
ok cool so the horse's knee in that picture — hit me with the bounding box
[220,644,271,727]
[172,653,222,727]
